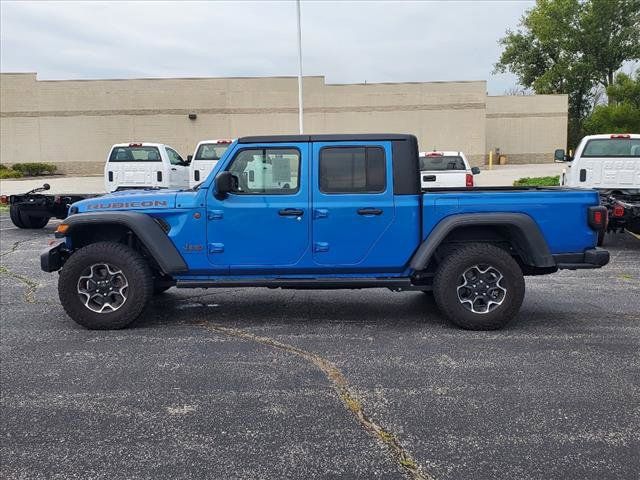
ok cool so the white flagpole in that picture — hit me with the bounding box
[296,0,304,134]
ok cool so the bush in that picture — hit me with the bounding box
[0,164,8,170]
[11,162,57,176]
[0,169,23,179]
[513,175,560,187]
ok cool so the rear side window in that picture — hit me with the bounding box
[195,143,230,161]
[109,146,161,162]
[420,155,466,171]
[582,139,640,157]
[319,147,386,194]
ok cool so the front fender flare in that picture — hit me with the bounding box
[61,212,188,274]
[409,213,555,270]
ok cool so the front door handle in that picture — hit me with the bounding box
[171,168,177,171]
[357,208,383,216]
[279,208,304,217]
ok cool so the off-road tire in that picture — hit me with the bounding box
[58,242,153,329]
[9,206,48,229]
[433,243,525,330]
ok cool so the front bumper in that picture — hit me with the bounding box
[553,248,610,270]
[40,241,68,272]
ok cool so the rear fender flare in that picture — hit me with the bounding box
[410,213,555,270]
[62,212,188,274]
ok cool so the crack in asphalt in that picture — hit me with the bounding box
[199,322,434,480]
[0,265,38,302]
[0,240,26,258]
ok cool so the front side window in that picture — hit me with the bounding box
[582,138,640,157]
[109,146,161,162]
[420,155,466,171]
[227,148,300,194]
[195,143,230,161]
[166,147,185,165]
[319,147,386,194]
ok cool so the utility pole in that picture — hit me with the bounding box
[296,0,304,134]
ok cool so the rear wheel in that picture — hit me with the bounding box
[433,243,525,330]
[58,242,153,329]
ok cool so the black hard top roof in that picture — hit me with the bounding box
[237,134,416,144]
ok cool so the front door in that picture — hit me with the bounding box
[206,143,310,273]
[166,147,190,189]
[311,142,395,267]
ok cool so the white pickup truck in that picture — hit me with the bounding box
[188,139,233,188]
[557,133,640,243]
[419,151,480,188]
[104,143,190,193]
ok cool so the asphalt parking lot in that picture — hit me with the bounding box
[1,212,639,480]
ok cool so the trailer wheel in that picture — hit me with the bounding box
[9,205,49,229]
[9,206,26,228]
[433,243,525,330]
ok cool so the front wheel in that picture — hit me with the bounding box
[58,242,153,329]
[433,243,525,330]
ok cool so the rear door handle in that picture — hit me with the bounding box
[357,208,383,216]
[423,175,436,182]
[279,208,304,217]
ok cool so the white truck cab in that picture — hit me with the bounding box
[419,151,480,188]
[558,134,640,193]
[188,139,233,188]
[104,143,190,193]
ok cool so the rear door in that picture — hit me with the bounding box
[311,142,395,266]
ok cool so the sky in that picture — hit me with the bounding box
[0,0,536,95]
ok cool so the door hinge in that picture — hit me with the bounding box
[208,210,223,220]
[313,242,329,253]
[208,243,224,253]
[313,209,329,219]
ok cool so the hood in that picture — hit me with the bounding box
[72,189,178,213]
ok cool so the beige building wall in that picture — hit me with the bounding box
[486,95,568,164]
[1,73,565,174]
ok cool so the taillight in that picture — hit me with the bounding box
[612,204,625,217]
[588,206,607,230]
[157,171,162,182]
[194,170,200,182]
[0,195,8,205]
[108,171,113,182]
[465,173,474,187]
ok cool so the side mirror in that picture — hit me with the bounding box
[187,154,193,162]
[42,183,51,190]
[554,149,568,162]
[214,171,238,198]
[471,167,480,175]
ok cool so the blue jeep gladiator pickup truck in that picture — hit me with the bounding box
[42,134,609,330]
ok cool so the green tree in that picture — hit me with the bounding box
[583,71,640,133]
[494,0,640,146]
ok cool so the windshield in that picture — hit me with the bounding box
[195,143,230,161]
[582,138,640,157]
[109,146,161,162]
[420,155,466,171]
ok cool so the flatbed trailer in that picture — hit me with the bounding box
[1,184,99,229]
